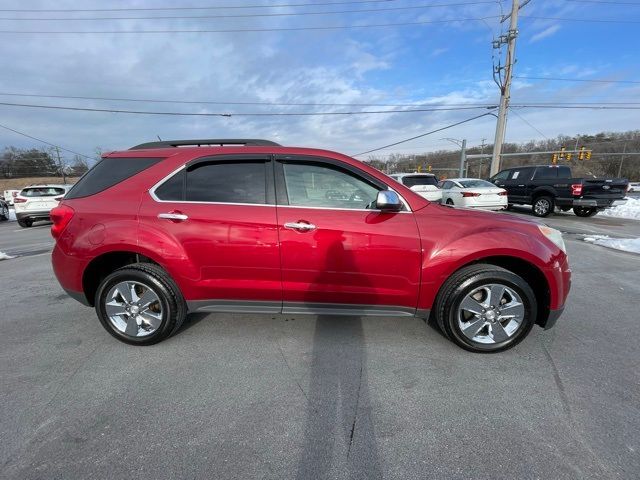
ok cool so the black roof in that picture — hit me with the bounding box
[130,139,281,150]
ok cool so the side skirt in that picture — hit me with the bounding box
[186,300,426,318]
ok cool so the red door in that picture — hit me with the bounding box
[275,158,422,315]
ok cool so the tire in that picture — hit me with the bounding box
[0,204,8,221]
[532,196,554,217]
[446,198,455,206]
[17,219,33,228]
[95,263,187,345]
[573,206,598,217]
[434,264,537,353]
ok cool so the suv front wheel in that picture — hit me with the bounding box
[95,263,187,345]
[434,264,537,353]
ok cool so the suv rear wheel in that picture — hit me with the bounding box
[434,264,537,353]
[95,263,187,345]
[532,196,554,217]
[0,203,8,221]
[17,219,33,228]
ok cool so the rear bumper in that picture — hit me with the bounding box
[557,198,626,208]
[15,210,51,221]
[63,287,91,306]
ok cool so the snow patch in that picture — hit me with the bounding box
[598,197,640,221]
[0,251,15,261]
[583,235,640,254]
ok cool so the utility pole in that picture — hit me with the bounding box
[490,0,521,176]
[459,139,467,177]
[617,144,627,177]
[55,147,67,184]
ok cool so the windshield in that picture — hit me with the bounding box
[401,175,437,187]
[458,179,495,188]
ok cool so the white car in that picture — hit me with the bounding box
[628,182,640,193]
[439,178,508,210]
[388,173,442,203]
[2,189,20,206]
[14,184,71,227]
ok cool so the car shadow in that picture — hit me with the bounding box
[296,232,383,479]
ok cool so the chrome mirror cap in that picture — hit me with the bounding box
[376,190,403,211]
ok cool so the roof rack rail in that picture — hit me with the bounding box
[129,139,281,150]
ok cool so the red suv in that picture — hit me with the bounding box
[51,139,571,352]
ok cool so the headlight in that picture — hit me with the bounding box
[538,225,566,253]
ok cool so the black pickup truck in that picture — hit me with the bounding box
[490,165,628,217]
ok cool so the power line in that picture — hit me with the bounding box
[0,2,497,21]
[564,0,640,5]
[508,107,548,139]
[0,123,91,159]
[521,15,640,23]
[7,91,638,108]
[353,111,497,156]
[516,75,640,84]
[0,91,495,108]
[0,101,496,116]
[2,100,640,117]
[0,0,395,13]
[0,17,500,34]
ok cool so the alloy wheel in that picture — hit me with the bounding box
[457,283,525,344]
[104,281,164,337]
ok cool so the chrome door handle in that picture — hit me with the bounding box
[518,184,525,187]
[158,212,188,221]
[284,221,316,231]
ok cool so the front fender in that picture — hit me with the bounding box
[417,226,562,311]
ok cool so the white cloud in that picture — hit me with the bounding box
[529,24,561,43]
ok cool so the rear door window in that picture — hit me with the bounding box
[534,167,558,179]
[66,157,162,199]
[186,161,267,204]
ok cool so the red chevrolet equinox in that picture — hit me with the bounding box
[51,139,571,353]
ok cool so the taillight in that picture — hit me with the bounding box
[571,184,583,196]
[498,191,508,196]
[50,204,74,239]
[462,192,481,197]
[13,197,27,203]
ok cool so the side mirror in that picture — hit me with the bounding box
[376,190,403,211]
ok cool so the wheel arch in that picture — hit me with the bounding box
[428,254,551,328]
[531,186,557,200]
[82,250,161,306]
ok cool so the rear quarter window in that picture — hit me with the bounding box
[65,157,162,199]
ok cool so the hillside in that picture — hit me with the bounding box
[1,177,78,194]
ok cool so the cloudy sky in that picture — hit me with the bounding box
[0,0,638,163]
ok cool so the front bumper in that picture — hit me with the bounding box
[543,306,565,330]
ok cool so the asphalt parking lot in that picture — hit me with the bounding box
[1,209,639,479]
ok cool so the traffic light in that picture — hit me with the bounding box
[566,153,573,161]
[417,164,422,172]
[585,150,592,160]
[552,153,558,164]
[578,146,586,160]
[428,165,432,172]
[559,146,566,159]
